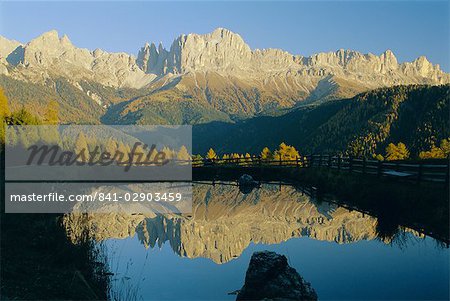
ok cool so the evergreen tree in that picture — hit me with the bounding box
[192,154,203,166]
[10,107,41,125]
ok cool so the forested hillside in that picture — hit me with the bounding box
[193,85,450,157]
[0,75,143,124]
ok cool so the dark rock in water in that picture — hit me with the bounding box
[238,174,259,194]
[238,174,258,186]
[236,251,318,301]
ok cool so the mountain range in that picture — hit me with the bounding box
[1,28,449,124]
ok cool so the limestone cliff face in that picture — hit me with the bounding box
[1,28,448,105]
[63,184,386,264]
[135,28,448,84]
[135,28,448,87]
[1,30,156,88]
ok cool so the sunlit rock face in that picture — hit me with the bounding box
[1,30,156,88]
[63,184,382,264]
[1,28,448,118]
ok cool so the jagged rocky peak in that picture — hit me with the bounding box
[137,41,169,75]
[17,30,93,68]
[0,36,22,59]
[136,28,254,75]
[178,28,252,72]
[26,30,76,53]
[309,48,399,72]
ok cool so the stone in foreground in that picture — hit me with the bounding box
[237,251,318,301]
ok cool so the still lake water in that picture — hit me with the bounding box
[64,183,449,300]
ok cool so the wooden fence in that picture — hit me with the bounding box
[189,154,449,184]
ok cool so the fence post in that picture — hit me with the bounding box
[446,155,449,185]
[296,156,299,168]
[279,153,282,166]
[362,157,366,175]
[417,162,423,184]
[377,160,383,177]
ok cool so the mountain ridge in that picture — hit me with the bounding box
[1,28,449,123]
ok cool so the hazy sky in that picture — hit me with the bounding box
[0,1,449,71]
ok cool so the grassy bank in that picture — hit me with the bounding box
[0,156,110,299]
[1,212,110,300]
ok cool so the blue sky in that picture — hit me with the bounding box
[0,1,449,71]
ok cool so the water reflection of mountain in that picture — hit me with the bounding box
[63,184,420,264]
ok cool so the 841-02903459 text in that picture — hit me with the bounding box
[9,192,184,203]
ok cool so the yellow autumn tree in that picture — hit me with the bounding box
[274,142,300,164]
[0,87,10,118]
[131,143,147,164]
[161,146,173,160]
[0,87,10,147]
[372,154,384,161]
[44,100,59,125]
[105,138,118,157]
[74,132,90,162]
[261,147,273,162]
[385,142,409,161]
[419,139,450,159]
[245,153,252,165]
[117,142,130,163]
[177,145,191,162]
[206,148,217,160]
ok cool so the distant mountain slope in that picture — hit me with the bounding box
[193,85,450,156]
[0,28,449,123]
